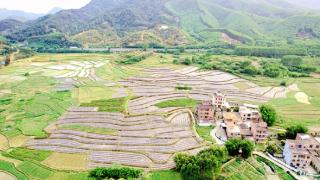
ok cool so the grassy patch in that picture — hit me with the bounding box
[17,161,54,179]
[233,82,251,90]
[42,152,88,171]
[195,125,215,143]
[80,97,126,112]
[60,125,117,135]
[175,84,192,91]
[256,156,295,180]
[0,160,28,180]
[2,148,52,162]
[150,170,181,180]
[155,98,199,109]
[47,172,89,180]
[73,85,114,103]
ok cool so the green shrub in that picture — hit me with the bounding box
[0,98,12,105]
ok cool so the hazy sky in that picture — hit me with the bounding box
[0,0,91,14]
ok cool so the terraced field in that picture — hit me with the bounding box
[122,67,296,115]
[27,107,205,170]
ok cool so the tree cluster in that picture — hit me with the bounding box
[259,104,277,126]
[225,139,255,159]
[285,125,308,139]
[174,146,227,180]
[88,166,143,180]
[281,55,316,74]
[119,53,151,65]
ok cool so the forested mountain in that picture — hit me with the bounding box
[0,8,44,22]
[1,0,320,48]
[289,0,320,9]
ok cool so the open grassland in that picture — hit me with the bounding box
[221,158,266,180]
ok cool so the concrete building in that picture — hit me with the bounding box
[223,112,241,138]
[239,104,260,121]
[283,134,320,170]
[195,101,214,124]
[212,91,226,108]
[251,119,268,143]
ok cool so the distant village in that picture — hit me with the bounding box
[195,91,320,175]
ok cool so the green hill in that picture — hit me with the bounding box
[1,0,320,48]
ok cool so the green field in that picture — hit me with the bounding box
[221,158,265,180]
[80,97,127,113]
[155,98,199,109]
[0,77,73,138]
[17,161,54,179]
[256,156,295,180]
[195,125,215,143]
[2,148,52,162]
[150,170,181,180]
[0,160,28,180]
[60,125,118,135]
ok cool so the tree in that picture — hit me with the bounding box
[198,146,228,163]
[174,146,227,180]
[259,104,277,126]
[225,139,240,156]
[174,153,192,171]
[285,125,308,139]
[240,140,254,158]
[225,139,254,159]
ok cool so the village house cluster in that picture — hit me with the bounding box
[195,91,268,143]
[283,133,320,173]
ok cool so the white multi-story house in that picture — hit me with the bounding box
[283,134,320,170]
[212,91,226,108]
